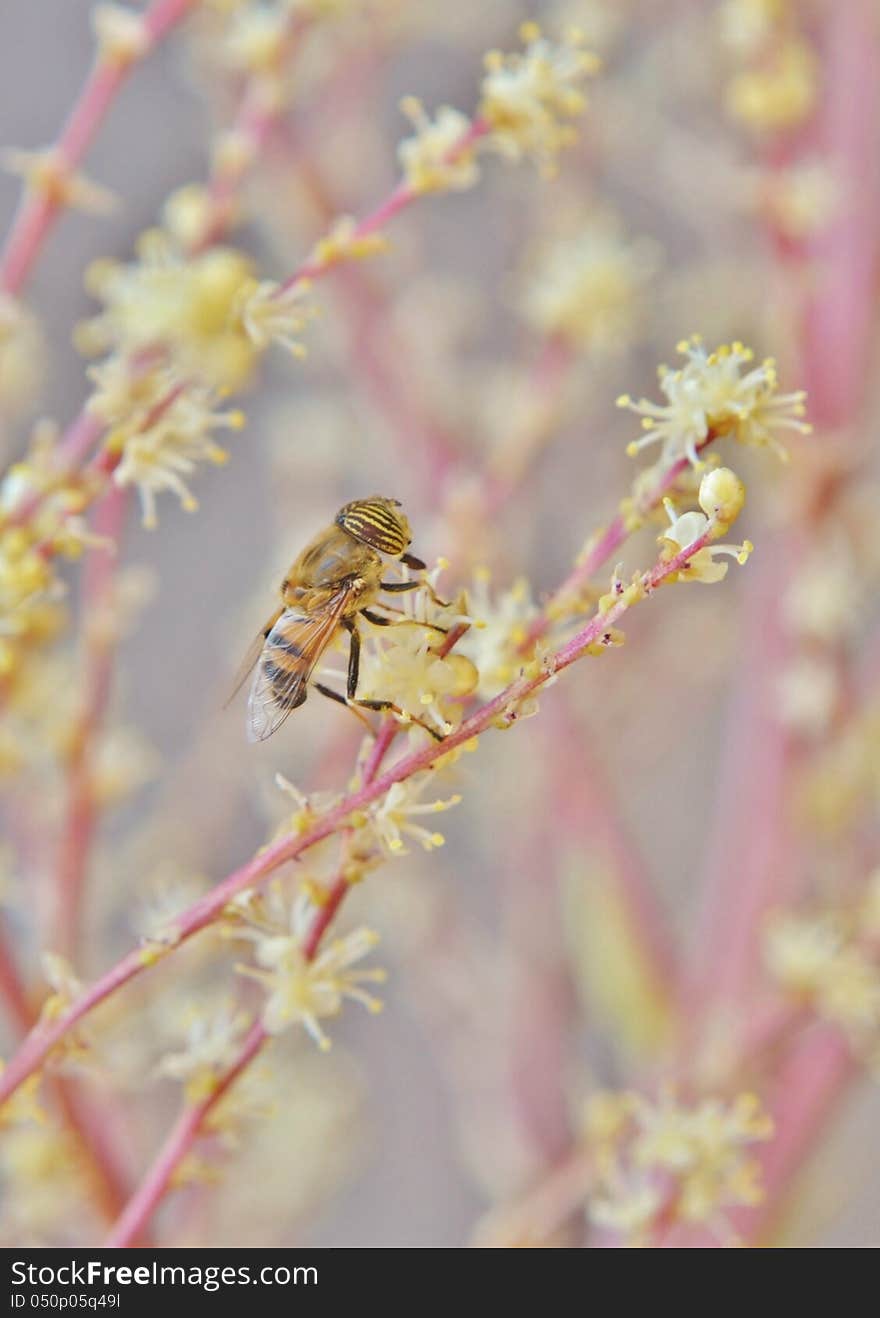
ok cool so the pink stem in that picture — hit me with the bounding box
[0,527,721,1107]
[799,0,880,429]
[0,0,197,296]
[53,485,129,957]
[102,722,399,1246]
[546,696,678,999]
[524,435,717,648]
[277,117,491,295]
[104,1021,268,1248]
[0,921,34,1032]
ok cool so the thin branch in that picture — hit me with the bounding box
[0,521,723,1110]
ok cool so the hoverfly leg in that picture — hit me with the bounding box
[379,580,421,593]
[343,616,446,741]
[313,682,376,735]
[353,698,446,742]
[344,617,360,701]
[360,608,396,627]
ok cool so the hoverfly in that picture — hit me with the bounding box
[232,496,440,743]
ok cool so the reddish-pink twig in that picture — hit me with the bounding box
[104,1020,268,1248]
[0,0,197,296]
[0,524,721,1109]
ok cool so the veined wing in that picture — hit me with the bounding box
[225,606,284,710]
[247,588,354,743]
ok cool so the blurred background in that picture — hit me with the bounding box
[1,0,879,1247]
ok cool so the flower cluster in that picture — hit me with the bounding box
[719,0,818,133]
[397,99,480,196]
[158,1003,251,1104]
[364,774,462,857]
[659,467,752,585]
[396,23,598,194]
[352,564,477,736]
[233,889,386,1049]
[618,338,810,469]
[479,23,599,174]
[74,225,314,525]
[518,219,656,354]
[457,570,539,700]
[585,1088,773,1244]
[765,887,880,1057]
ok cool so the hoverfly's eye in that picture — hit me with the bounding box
[336,497,411,555]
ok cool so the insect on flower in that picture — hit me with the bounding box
[231,497,446,743]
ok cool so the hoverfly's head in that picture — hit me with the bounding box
[335,496,412,557]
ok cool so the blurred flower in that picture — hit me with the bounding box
[765,912,880,1044]
[727,39,818,132]
[0,295,45,430]
[397,99,480,195]
[237,279,316,358]
[718,0,787,59]
[782,546,862,645]
[92,3,152,66]
[2,148,118,216]
[585,1087,773,1243]
[238,907,386,1049]
[457,570,538,700]
[111,383,244,527]
[746,160,840,241]
[479,22,599,174]
[518,219,656,354]
[158,1003,251,1103]
[776,657,839,739]
[80,239,267,391]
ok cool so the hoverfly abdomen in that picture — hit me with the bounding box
[268,633,305,659]
[336,496,411,557]
[262,656,308,709]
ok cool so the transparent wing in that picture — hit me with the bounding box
[246,590,353,743]
[225,607,283,710]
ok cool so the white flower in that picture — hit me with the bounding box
[480,23,599,173]
[92,4,151,65]
[158,1004,250,1101]
[237,279,315,358]
[239,922,386,1050]
[765,912,880,1038]
[776,657,839,738]
[397,99,479,195]
[519,221,656,353]
[660,495,752,585]
[630,1090,772,1224]
[457,570,538,700]
[366,774,461,856]
[619,338,810,468]
[112,384,244,527]
[357,619,477,735]
[589,1176,663,1239]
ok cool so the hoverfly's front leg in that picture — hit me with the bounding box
[360,608,396,628]
[380,576,451,611]
[379,579,421,593]
[344,616,446,741]
[355,697,446,742]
